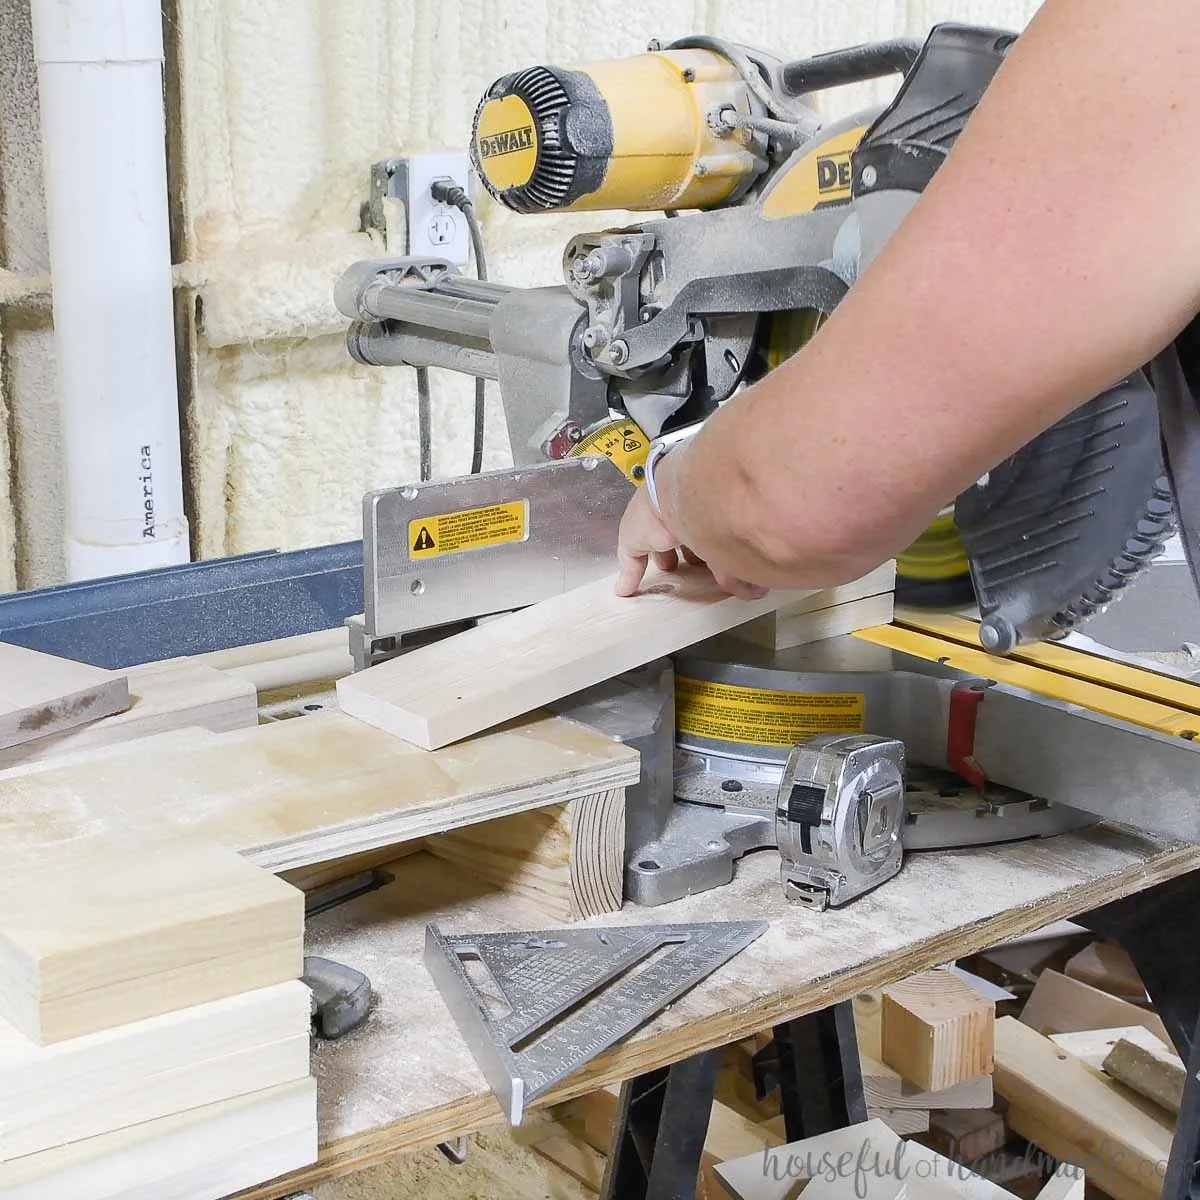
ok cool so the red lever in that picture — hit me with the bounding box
[947,681,988,789]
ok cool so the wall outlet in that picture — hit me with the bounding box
[393,152,475,266]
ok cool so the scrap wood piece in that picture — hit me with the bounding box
[1049,1025,1151,1070]
[856,993,994,1110]
[1102,1028,1186,1115]
[0,642,129,752]
[922,1109,1007,1167]
[0,979,310,1159]
[0,1076,316,1200]
[0,708,640,876]
[881,970,995,1091]
[336,563,815,749]
[1006,1107,1153,1200]
[1063,941,1148,1004]
[0,658,256,770]
[715,1117,1015,1200]
[1019,970,1169,1044]
[0,834,303,1044]
[993,1017,1171,1192]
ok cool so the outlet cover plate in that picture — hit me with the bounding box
[397,152,474,265]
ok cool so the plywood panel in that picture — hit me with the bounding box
[337,565,814,749]
[0,709,640,873]
[0,643,128,751]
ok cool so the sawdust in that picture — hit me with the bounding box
[314,1123,595,1200]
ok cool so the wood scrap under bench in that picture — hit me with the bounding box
[1102,1028,1186,1115]
[881,969,995,1091]
[1019,970,1169,1044]
[336,564,819,749]
[0,643,129,752]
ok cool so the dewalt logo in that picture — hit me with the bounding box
[816,151,853,196]
[478,125,535,159]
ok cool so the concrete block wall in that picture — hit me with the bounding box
[0,0,1040,590]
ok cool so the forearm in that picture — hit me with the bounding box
[657,0,1200,589]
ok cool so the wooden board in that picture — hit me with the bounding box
[0,836,303,1043]
[0,709,640,874]
[0,643,129,752]
[1103,1029,1186,1115]
[336,564,815,749]
[922,1109,1007,1166]
[0,980,310,1158]
[993,1017,1171,1193]
[1019,970,1169,1044]
[0,658,256,770]
[1006,1106,1152,1200]
[0,1076,316,1200]
[733,591,895,652]
[239,825,1199,1200]
[425,788,625,921]
[730,563,896,650]
[855,994,993,1111]
[881,970,994,1091]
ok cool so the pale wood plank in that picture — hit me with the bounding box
[426,788,626,920]
[1050,1026,1145,1070]
[1020,970,1169,1044]
[238,829,1199,1200]
[0,1077,316,1200]
[1033,1169,1086,1200]
[993,1017,1171,1192]
[881,970,994,1091]
[0,709,640,873]
[336,564,816,749]
[856,993,993,1111]
[732,585,895,651]
[923,1109,1007,1166]
[1006,1107,1150,1200]
[0,643,129,752]
[0,836,303,1044]
[0,658,256,770]
[0,981,310,1159]
[1103,1029,1186,1115]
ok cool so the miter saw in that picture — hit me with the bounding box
[334,23,1200,909]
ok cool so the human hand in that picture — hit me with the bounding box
[614,485,768,599]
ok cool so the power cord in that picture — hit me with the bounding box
[431,179,489,475]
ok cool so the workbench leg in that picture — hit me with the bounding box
[755,1001,868,1142]
[600,1047,721,1200]
[1079,871,1200,1200]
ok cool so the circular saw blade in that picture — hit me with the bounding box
[955,371,1174,653]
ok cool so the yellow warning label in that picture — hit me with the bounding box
[569,418,651,486]
[675,676,866,747]
[408,500,528,560]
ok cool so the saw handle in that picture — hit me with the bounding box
[781,39,921,97]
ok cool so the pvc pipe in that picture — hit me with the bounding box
[31,0,189,581]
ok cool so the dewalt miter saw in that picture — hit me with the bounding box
[335,24,1200,909]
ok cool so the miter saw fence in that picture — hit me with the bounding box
[340,21,1177,665]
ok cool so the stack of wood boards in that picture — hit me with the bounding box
[336,563,897,749]
[0,831,314,1198]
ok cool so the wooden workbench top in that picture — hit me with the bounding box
[242,826,1200,1199]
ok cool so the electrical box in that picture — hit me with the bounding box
[389,152,475,266]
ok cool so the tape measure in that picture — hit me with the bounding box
[568,417,652,485]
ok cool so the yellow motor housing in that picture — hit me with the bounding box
[472,49,764,214]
